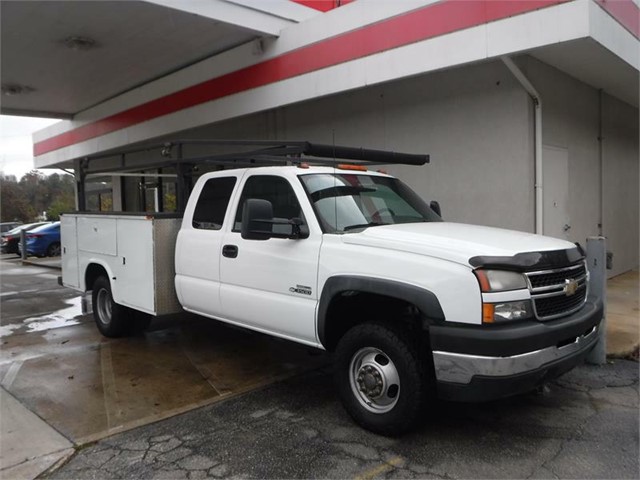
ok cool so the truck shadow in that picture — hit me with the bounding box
[0,313,329,444]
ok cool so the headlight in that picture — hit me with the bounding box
[483,301,532,324]
[474,269,527,292]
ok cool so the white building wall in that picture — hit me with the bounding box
[143,56,639,274]
[184,60,535,233]
[602,94,640,277]
[523,57,639,276]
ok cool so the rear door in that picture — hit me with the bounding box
[543,145,570,239]
[219,174,321,345]
[174,174,240,316]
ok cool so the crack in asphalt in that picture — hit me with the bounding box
[47,362,639,479]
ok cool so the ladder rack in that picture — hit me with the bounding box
[75,140,430,212]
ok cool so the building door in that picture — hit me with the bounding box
[542,145,570,239]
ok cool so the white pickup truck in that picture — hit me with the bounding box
[61,156,602,435]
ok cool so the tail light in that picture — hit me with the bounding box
[27,234,43,239]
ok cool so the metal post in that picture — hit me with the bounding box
[157,168,164,212]
[20,229,27,260]
[76,158,87,211]
[175,143,190,214]
[586,236,607,365]
[111,175,123,212]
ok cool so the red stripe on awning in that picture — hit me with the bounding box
[595,0,640,39]
[291,1,340,12]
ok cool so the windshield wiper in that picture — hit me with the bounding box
[343,222,386,231]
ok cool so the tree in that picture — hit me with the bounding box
[0,170,75,222]
[46,195,75,221]
[43,173,75,219]
[19,170,48,218]
[1,176,36,222]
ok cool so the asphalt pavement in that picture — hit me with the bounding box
[1,254,638,479]
[50,360,638,479]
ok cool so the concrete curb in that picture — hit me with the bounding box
[0,388,74,480]
[1,448,75,480]
[20,259,62,271]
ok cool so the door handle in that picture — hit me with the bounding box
[222,244,238,258]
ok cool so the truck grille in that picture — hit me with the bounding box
[525,262,588,321]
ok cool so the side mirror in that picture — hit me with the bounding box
[430,200,442,218]
[241,198,273,240]
[241,199,309,240]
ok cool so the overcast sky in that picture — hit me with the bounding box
[0,115,61,180]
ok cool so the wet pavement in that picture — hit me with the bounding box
[2,254,638,479]
[1,318,327,444]
[606,270,640,357]
[49,359,639,479]
[0,255,327,475]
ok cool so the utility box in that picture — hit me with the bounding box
[61,213,183,316]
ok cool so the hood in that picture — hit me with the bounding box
[341,222,577,267]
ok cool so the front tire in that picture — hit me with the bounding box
[335,323,430,436]
[92,276,131,338]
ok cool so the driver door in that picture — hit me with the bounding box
[219,174,321,345]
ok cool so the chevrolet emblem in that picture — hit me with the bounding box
[564,278,578,296]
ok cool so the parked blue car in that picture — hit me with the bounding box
[1,222,50,254]
[19,222,61,257]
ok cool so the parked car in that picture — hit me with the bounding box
[0,222,22,234]
[19,222,61,257]
[1,222,49,255]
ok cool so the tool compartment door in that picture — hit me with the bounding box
[116,217,155,313]
[61,215,79,288]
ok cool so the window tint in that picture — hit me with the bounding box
[233,176,303,231]
[192,177,237,230]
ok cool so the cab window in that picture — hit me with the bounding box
[233,175,304,232]
[192,177,237,230]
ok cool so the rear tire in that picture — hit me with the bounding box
[92,276,131,338]
[334,322,430,436]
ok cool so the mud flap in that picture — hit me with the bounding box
[81,292,93,315]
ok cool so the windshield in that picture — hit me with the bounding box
[299,173,441,233]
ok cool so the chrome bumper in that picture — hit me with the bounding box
[433,324,599,384]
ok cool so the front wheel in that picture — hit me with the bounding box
[92,276,131,338]
[334,323,430,435]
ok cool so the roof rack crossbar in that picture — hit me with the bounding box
[78,139,428,168]
[302,143,428,166]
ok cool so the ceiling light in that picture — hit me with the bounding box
[1,84,35,96]
[62,35,98,51]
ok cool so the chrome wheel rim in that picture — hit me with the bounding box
[96,288,112,326]
[349,347,400,413]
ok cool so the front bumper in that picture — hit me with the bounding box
[430,296,603,402]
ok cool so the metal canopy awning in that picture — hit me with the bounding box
[0,0,312,118]
[532,38,639,108]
